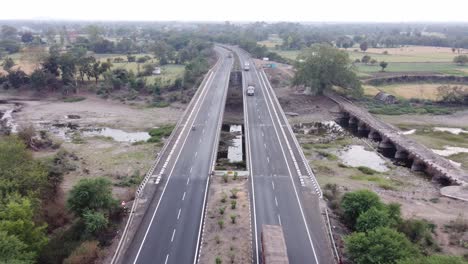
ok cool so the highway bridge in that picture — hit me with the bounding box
[112,45,334,264]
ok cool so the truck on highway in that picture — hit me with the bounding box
[261,225,289,264]
[247,85,255,96]
[244,62,250,71]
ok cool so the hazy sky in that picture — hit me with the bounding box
[2,0,468,22]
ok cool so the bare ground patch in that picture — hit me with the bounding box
[199,175,252,264]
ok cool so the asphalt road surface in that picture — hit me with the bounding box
[232,47,334,264]
[122,46,233,264]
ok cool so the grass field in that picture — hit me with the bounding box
[96,54,184,85]
[355,62,468,76]
[347,46,462,63]
[258,34,283,49]
[364,83,468,100]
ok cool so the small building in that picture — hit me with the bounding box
[374,91,397,104]
[152,67,161,75]
[262,57,269,61]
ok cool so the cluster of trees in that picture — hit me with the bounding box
[326,188,466,264]
[293,44,362,96]
[0,136,68,263]
[1,24,215,104]
[454,55,468,65]
[0,134,122,263]
[437,85,468,104]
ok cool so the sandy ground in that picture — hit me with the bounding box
[3,93,183,131]
[263,62,468,257]
[378,110,468,129]
[0,92,184,201]
[199,176,251,264]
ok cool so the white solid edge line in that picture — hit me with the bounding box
[260,70,322,198]
[131,62,217,264]
[255,61,320,264]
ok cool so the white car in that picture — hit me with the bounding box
[247,85,255,96]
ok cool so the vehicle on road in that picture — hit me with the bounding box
[244,62,250,71]
[261,225,289,264]
[247,85,255,96]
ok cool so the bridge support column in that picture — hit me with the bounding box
[357,121,370,137]
[378,138,397,157]
[410,159,425,172]
[336,112,350,127]
[368,129,382,141]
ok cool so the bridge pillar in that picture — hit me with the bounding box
[348,116,358,127]
[336,112,350,127]
[395,149,408,160]
[357,121,370,137]
[368,129,382,141]
[378,138,397,157]
[410,159,425,172]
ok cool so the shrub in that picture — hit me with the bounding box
[231,200,237,209]
[230,214,237,224]
[356,206,391,232]
[221,193,227,203]
[357,166,378,175]
[223,174,228,183]
[219,207,226,215]
[218,220,224,229]
[63,240,100,264]
[83,210,109,235]
[230,188,239,199]
[345,227,419,264]
[67,177,117,217]
[398,219,438,254]
[341,189,383,229]
[215,256,222,264]
[397,254,468,264]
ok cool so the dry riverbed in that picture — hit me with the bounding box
[0,92,184,201]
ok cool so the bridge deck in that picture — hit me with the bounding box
[326,92,468,185]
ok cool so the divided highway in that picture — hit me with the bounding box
[233,47,334,264]
[122,46,233,264]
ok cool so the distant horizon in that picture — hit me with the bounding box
[3,0,468,23]
[2,19,468,24]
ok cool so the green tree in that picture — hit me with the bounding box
[345,227,419,264]
[356,206,391,232]
[142,63,156,76]
[0,231,35,264]
[2,57,15,72]
[397,254,468,264]
[0,136,48,198]
[453,55,468,65]
[21,32,34,43]
[0,196,49,254]
[398,219,437,253]
[293,44,362,96]
[380,61,389,72]
[67,177,117,217]
[341,190,383,229]
[360,42,368,52]
[361,55,371,64]
[83,210,108,235]
[29,69,49,91]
